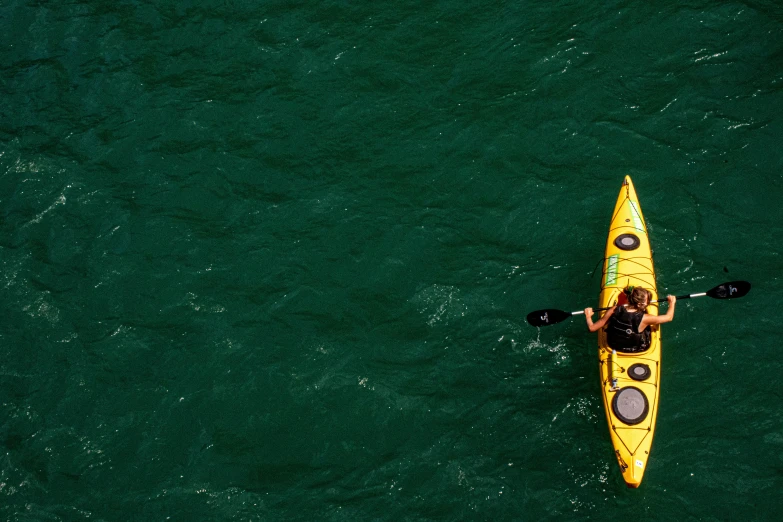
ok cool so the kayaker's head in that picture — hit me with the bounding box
[627,286,653,312]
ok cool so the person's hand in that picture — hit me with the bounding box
[667,295,676,305]
[584,307,593,317]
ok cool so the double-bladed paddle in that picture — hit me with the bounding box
[526,280,751,327]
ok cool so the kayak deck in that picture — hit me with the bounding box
[598,176,660,488]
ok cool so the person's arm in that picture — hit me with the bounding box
[640,295,676,328]
[585,305,615,332]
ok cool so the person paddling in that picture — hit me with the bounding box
[583,287,677,353]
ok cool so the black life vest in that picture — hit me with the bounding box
[605,306,651,353]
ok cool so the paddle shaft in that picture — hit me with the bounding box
[526,281,749,327]
[572,291,701,316]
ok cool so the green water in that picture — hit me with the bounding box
[2,1,782,519]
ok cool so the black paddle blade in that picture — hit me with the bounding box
[706,281,751,299]
[526,308,573,327]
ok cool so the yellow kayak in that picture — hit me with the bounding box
[598,176,660,488]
